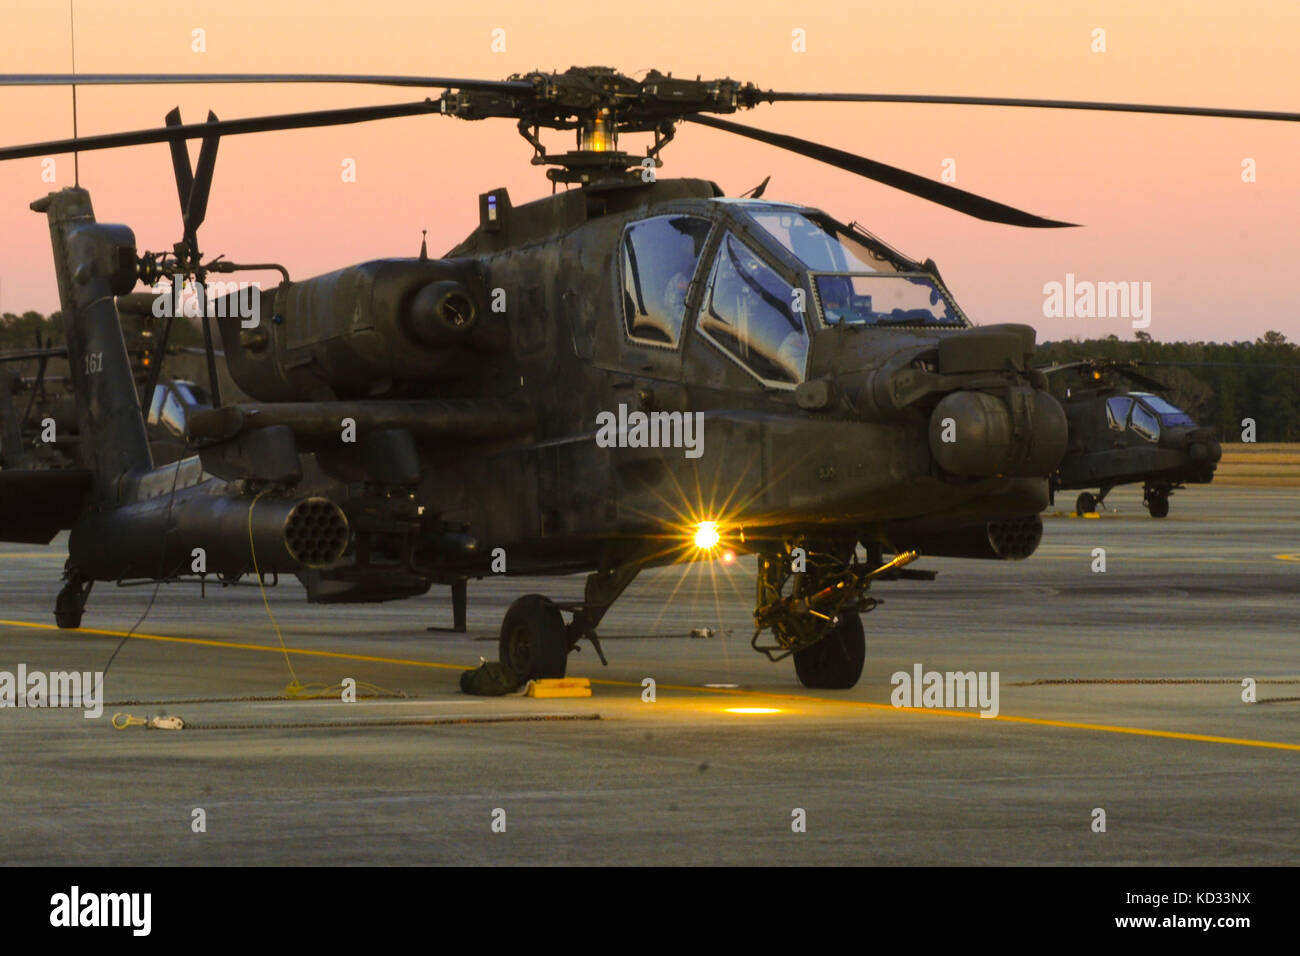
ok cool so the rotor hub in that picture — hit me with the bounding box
[440,65,767,183]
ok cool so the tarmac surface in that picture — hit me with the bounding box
[1,483,1297,865]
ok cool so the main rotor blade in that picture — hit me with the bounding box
[760,92,1300,123]
[1118,367,1175,391]
[0,100,439,162]
[1040,361,1183,391]
[1143,360,1300,369]
[0,73,533,94]
[683,115,1075,228]
[1039,362,1088,375]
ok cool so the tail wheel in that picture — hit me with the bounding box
[793,612,865,690]
[1147,494,1170,518]
[1075,492,1096,515]
[498,594,568,681]
[54,571,92,630]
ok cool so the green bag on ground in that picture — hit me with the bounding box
[459,661,521,696]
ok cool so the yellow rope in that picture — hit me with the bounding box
[282,680,404,700]
[249,489,302,693]
[107,494,401,730]
[247,493,401,701]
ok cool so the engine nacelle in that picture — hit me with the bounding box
[215,258,499,401]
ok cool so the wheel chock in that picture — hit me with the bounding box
[525,678,592,698]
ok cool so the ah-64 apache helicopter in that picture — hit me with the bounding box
[1043,359,1223,518]
[0,67,1294,688]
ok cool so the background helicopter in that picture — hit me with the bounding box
[1042,359,1222,517]
[0,67,1294,690]
[0,312,226,469]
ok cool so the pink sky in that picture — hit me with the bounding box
[1,0,1297,343]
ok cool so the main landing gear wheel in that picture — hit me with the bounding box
[793,612,865,690]
[1143,482,1171,518]
[1075,492,1096,515]
[498,594,568,681]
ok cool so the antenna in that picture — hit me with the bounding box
[69,0,78,185]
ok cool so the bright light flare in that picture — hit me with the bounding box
[724,707,782,715]
[693,520,721,550]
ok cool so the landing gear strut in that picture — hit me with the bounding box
[427,577,468,633]
[54,563,92,629]
[753,542,917,689]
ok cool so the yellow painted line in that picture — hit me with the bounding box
[0,552,62,559]
[1031,555,1273,564]
[3,618,1299,753]
[587,683,1300,752]
[845,704,1300,753]
[0,619,467,672]
[1275,554,1300,562]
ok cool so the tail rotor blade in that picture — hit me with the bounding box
[186,111,221,238]
[164,107,193,221]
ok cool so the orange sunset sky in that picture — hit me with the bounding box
[0,0,1297,343]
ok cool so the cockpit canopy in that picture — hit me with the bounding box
[617,200,969,390]
[1105,392,1196,443]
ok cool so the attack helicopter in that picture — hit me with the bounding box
[0,67,1294,689]
[1043,360,1222,517]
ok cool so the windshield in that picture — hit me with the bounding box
[1133,392,1195,427]
[815,274,963,328]
[749,210,898,273]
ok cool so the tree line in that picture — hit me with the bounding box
[1,310,206,352]
[1038,332,1299,442]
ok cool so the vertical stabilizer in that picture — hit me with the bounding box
[32,187,152,490]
